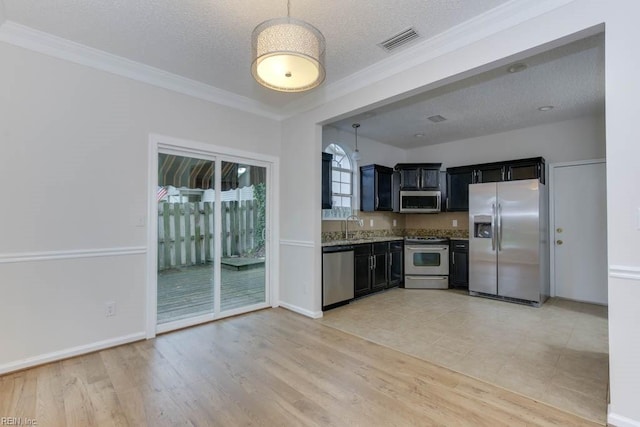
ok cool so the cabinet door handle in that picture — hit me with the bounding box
[452,256,455,265]
[375,195,379,209]
[373,256,377,269]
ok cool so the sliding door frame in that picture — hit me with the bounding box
[146,134,279,338]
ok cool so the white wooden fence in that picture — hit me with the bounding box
[158,201,259,270]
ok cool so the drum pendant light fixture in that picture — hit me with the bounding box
[352,123,362,161]
[251,0,326,92]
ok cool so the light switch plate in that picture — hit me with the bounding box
[370,219,374,227]
[393,219,397,227]
[452,219,458,227]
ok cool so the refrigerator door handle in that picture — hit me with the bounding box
[497,203,503,251]
[491,203,497,251]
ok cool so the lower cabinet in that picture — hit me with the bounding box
[389,241,404,287]
[449,239,469,289]
[355,240,403,297]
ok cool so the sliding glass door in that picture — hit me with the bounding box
[220,161,267,311]
[157,153,217,324]
[155,150,269,330]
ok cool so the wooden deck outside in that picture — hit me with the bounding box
[157,262,265,323]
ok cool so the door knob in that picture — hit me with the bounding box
[556,227,563,233]
[556,240,563,245]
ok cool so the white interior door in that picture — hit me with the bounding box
[551,161,607,304]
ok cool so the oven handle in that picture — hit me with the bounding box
[406,246,448,251]
[405,276,448,280]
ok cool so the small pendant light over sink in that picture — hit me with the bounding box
[251,0,326,92]
[352,123,362,161]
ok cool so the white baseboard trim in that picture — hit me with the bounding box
[0,332,146,375]
[608,409,640,427]
[279,301,323,319]
[609,265,640,281]
[280,239,315,248]
[0,246,147,264]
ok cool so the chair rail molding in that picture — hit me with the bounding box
[0,246,147,264]
[609,265,640,281]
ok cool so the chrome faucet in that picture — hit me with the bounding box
[344,214,363,240]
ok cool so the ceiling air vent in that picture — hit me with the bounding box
[379,28,420,52]
[427,115,447,123]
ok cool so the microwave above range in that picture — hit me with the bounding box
[400,190,442,213]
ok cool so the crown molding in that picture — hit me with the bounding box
[0,20,284,121]
[280,0,577,118]
[0,0,577,122]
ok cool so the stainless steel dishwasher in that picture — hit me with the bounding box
[322,245,355,310]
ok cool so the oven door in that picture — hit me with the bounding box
[404,245,449,276]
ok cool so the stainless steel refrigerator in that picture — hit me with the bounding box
[468,179,549,306]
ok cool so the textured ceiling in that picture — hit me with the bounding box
[329,33,605,148]
[2,0,511,108]
[0,1,603,147]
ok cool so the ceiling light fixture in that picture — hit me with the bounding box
[251,0,326,92]
[352,123,362,161]
[538,105,554,111]
[507,63,528,73]
[414,132,426,138]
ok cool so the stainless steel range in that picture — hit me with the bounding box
[404,236,449,289]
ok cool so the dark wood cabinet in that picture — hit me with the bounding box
[354,245,372,297]
[395,163,442,191]
[398,167,420,190]
[445,157,545,211]
[446,167,473,212]
[449,239,469,289]
[388,241,403,288]
[360,164,393,212]
[372,243,388,291]
[475,164,504,183]
[354,240,403,297]
[507,157,545,183]
[322,152,332,209]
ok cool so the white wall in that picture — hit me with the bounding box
[0,42,281,371]
[406,115,605,168]
[279,1,640,424]
[322,126,407,168]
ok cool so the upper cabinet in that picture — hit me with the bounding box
[446,166,474,212]
[360,164,393,212]
[446,157,545,211]
[395,163,442,191]
[322,152,332,210]
[474,157,546,184]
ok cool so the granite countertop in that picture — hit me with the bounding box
[322,236,405,247]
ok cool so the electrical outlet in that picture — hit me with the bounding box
[452,219,458,227]
[369,219,374,227]
[393,219,397,227]
[105,302,116,317]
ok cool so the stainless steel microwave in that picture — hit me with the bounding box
[400,190,441,213]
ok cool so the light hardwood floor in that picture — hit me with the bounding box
[0,308,600,426]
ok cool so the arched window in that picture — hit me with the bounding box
[323,143,354,219]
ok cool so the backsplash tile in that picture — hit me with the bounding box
[322,210,469,242]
